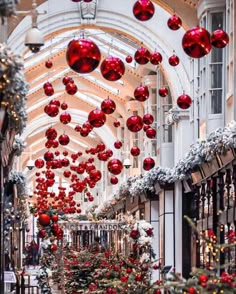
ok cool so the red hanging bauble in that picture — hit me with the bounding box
[45,60,53,68]
[44,151,54,161]
[45,170,55,179]
[143,113,154,125]
[44,86,54,96]
[61,102,68,110]
[182,26,212,58]
[177,94,192,109]
[134,85,149,102]
[35,159,45,169]
[126,55,133,63]
[113,121,120,128]
[66,82,78,95]
[49,99,60,107]
[88,108,106,128]
[63,151,68,156]
[80,127,89,137]
[45,127,57,140]
[134,47,151,64]
[61,158,70,167]
[143,124,150,132]
[62,76,73,85]
[58,134,70,145]
[54,150,60,156]
[101,97,116,114]
[38,229,47,238]
[167,14,182,30]
[38,213,51,226]
[130,146,140,156]
[106,149,113,157]
[107,158,123,175]
[63,170,71,178]
[114,140,123,149]
[110,176,119,185]
[66,39,101,74]
[168,54,180,66]
[126,115,143,132]
[150,51,162,65]
[51,244,57,252]
[52,140,59,148]
[211,29,229,48]
[146,127,156,138]
[187,288,196,294]
[43,82,52,89]
[56,228,64,240]
[60,112,71,124]
[89,169,102,182]
[158,87,168,97]
[133,0,155,21]
[44,104,59,117]
[100,56,125,81]
[83,121,93,131]
[97,142,106,152]
[143,157,155,170]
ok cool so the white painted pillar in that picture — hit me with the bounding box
[150,199,159,282]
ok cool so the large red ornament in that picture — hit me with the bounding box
[66,82,78,95]
[101,97,116,114]
[44,151,54,161]
[110,176,118,185]
[158,87,168,97]
[38,213,51,226]
[35,159,44,169]
[58,134,70,145]
[143,113,154,125]
[211,29,229,48]
[100,56,125,81]
[66,39,101,74]
[133,0,155,21]
[89,169,102,182]
[88,109,106,128]
[130,146,140,156]
[167,14,182,30]
[134,85,149,102]
[143,157,155,170]
[107,159,123,175]
[44,104,59,117]
[44,86,54,96]
[134,47,151,64]
[168,54,180,66]
[60,112,71,124]
[150,51,162,65]
[177,94,192,109]
[146,127,156,138]
[182,27,212,58]
[45,127,57,140]
[126,115,143,132]
[114,140,123,149]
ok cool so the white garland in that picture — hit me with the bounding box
[12,134,26,156]
[0,0,18,17]
[9,170,27,197]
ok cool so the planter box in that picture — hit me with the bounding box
[191,166,205,185]
[217,149,235,167]
[201,157,221,178]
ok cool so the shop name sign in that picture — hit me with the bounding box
[65,221,125,231]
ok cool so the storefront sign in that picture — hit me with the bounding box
[63,221,125,231]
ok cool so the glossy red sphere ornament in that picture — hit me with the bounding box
[114,140,123,149]
[146,127,156,138]
[125,55,133,63]
[167,14,182,30]
[66,39,101,74]
[61,102,68,110]
[100,56,125,81]
[159,87,168,97]
[130,146,140,156]
[113,121,120,128]
[35,159,44,169]
[66,82,78,95]
[143,157,155,170]
[133,0,155,21]
[58,134,70,145]
[51,244,57,252]
[134,85,149,102]
[107,158,123,175]
[60,112,71,124]
[62,76,73,85]
[211,29,229,48]
[177,94,192,109]
[45,60,53,68]
[168,54,180,66]
[150,51,162,65]
[101,97,116,114]
[88,108,106,128]
[44,86,54,96]
[49,99,60,107]
[134,47,151,64]
[126,115,143,132]
[110,176,119,185]
[38,213,51,226]
[44,104,59,117]
[44,151,54,161]
[45,127,57,140]
[143,113,154,125]
[182,27,212,58]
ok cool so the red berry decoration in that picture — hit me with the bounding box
[114,140,122,149]
[113,121,120,128]
[143,113,154,125]
[146,127,156,138]
[110,176,118,185]
[130,146,140,156]
[143,157,155,170]
[126,115,143,132]
[133,0,155,21]
[134,85,149,102]
[35,159,44,169]
[61,102,68,110]
[45,60,53,68]
[38,213,51,226]
[168,54,180,66]
[177,94,192,109]
[58,134,70,145]
[167,14,182,30]
[60,112,71,124]
[66,39,101,74]
[66,82,78,95]
[158,87,168,97]
[150,51,162,65]
[88,108,106,128]
[211,29,229,48]
[182,26,212,58]
[101,97,116,114]
[134,47,151,64]
[107,158,123,175]
[100,56,125,81]
[125,55,133,63]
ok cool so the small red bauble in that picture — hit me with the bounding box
[167,14,182,30]
[150,51,162,65]
[143,157,155,170]
[177,94,192,109]
[35,159,45,169]
[45,127,57,140]
[88,108,106,128]
[45,170,55,179]
[51,244,57,252]
[134,47,151,64]
[49,99,60,107]
[63,170,71,178]
[66,39,101,74]
[146,127,156,138]
[158,87,168,97]
[143,113,154,125]
[168,54,180,66]
[126,115,143,132]
[58,134,70,145]
[60,112,71,124]
[143,124,150,132]
[110,176,119,185]
[130,146,140,156]
[114,140,123,149]
[38,229,47,238]
[97,142,106,152]
[56,228,64,240]
[51,214,58,222]
[83,121,93,131]
[134,85,149,102]
[88,196,94,202]
[45,60,53,68]
[101,97,116,114]
[107,158,123,175]
[38,213,51,226]
[43,81,52,89]
[188,287,196,294]
[135,273,142,281]
[62,76,73,85]
[133,0,155,21]
[44,151,54,161]
[61,102,68,110]
[182,27,211,58]
[211,29,229,48]
[44,104,59,117]
[44,86,54,96]
[100,56,125,81]
[198,274,208,283]
[106,149,113,157]
[125,55,133,63]
[113,121,120,128]
[66,82,78,95]
[80,127,89,137]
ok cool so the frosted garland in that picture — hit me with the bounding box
[12,135,26,156]
[9,170,27,197]
[91,121,236,216]
[0,0,18,17]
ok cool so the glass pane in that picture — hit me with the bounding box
[210,64,223,88]
[211,89,222,114]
